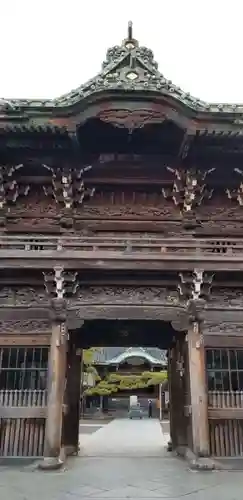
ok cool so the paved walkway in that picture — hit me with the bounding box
[1,418,243,500]
[79,418,167,457]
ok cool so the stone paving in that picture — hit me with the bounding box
[0,418,243,499]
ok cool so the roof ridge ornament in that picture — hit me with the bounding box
[122,20,139,50]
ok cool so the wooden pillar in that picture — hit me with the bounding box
[175,336,187,449]
[62,341,82,455]
[168,345,177,449]
[187,320,209,457]
[43,299,68,463]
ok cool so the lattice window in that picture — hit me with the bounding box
[0,347,48,390]
[206,349,243,391]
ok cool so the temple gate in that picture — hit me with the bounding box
[0,23,243,464]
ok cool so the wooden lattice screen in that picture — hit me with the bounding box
[0,346,48,457]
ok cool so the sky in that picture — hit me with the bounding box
[0,0,242,103]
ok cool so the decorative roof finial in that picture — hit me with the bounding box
[128,21,133,41]
[122,21,138,49]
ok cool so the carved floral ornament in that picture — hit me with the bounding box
[96,108,166,131]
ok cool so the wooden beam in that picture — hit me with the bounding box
[208,408,243,419]
[0,335,50,346]
[205,336,243,347]
[0,407,47,418]
[2,256,243,272]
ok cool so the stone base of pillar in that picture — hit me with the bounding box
[37,456,64,471]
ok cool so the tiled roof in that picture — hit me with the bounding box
[1,22,243,118]
[93,347,167,365]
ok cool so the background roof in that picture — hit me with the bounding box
[93,347,167,365]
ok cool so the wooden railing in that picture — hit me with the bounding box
[0,389,47,407]
[208,391,243,409]
[0,389,47,418]
[0,235,242,256]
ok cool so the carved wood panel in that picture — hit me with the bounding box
[68,305,186,324]
[73,286,179,305]
[204,322,243,336]
[0,287,49,306]
[8,192,59,216]
[0,319,50,334]
[209,288,243,309]
[6,218,60,232]
[75,202,180,219]
[197,196,243,220]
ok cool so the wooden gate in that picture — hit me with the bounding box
[0,346,48,457]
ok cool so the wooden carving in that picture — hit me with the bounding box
[204,322,243,336]
[8,192,59,216]
[178,270,213,302]
[73,286,179,305]
[97,108,165,130]
[226,168,243,205]
[43,269,79,298]
[162,167,214,212]
[0,164,30,208]
[43,166,95,209]
[76,194,180,219]
[0,319,50,333]
[0,287,49,306]
[7,218,59,230]
[209,288,243,309]
[196,195,243,219]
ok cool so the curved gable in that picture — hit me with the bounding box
[1,21,243,122]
